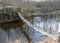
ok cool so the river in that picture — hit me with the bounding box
[0,15,60,43]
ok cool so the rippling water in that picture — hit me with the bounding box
[0,16,60,43]
[23,16,60,43]
[33,17,58,34]
[0,28,28,43]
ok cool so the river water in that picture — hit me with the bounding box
[0,28,28,43]
[0,15,60,43]
[23,15,60,43]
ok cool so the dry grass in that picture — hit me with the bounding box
[37,37,58,43]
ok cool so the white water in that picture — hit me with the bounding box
[0,28,28,43]
[0,16,60,43]
[23,16,60,43]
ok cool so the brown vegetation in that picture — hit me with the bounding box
[39,37,58,43]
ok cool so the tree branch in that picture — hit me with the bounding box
[18,12,58,41]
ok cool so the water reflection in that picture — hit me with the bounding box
[33,16,59,35]
[0,15,60,43]
[23,15,60,43]
[23,17,47,43]
[0,28,28,43]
